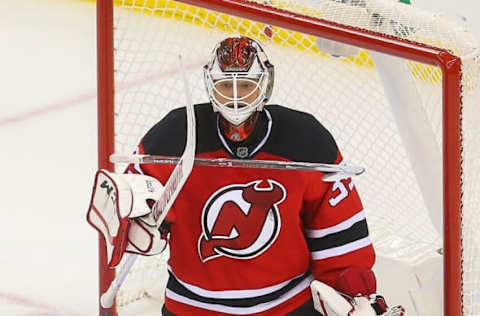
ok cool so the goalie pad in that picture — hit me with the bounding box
[87,169,166,268]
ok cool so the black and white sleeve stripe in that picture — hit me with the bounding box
[305,211,371,260]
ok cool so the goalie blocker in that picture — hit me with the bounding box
[86,169,168,268]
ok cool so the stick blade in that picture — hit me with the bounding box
[100,287,115,308]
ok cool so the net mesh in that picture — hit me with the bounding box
[107,0,480,314]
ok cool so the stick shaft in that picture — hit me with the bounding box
[100,56,196,309]
[100,255,138,308]
[110,154,365,176]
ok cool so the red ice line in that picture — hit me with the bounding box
[0,290,63,315]
[0,61,202,128]
[0,289,88,315]
[0,92,97,127]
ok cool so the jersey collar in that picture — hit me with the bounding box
[216,109,272,159]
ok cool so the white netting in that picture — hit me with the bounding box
[106,0,480,315]
[459,51,480,315]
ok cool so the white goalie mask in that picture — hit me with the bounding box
[203,36,274,125]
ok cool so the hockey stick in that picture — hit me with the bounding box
[100,55,196,308]
[110,154,365,182]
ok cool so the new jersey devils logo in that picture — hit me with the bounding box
[198,180,286,262]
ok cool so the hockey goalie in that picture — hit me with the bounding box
[88,36,407,315]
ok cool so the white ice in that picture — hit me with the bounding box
[0,0,97,315]
[0,0,478,315]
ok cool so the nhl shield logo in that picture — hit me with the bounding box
[198,180,286,262]
[236,146,249,158]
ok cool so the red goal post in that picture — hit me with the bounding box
[96,0,479,315]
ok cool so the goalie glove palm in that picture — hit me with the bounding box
[87,170,166,268]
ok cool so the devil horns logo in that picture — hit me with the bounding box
[198,180,286,262]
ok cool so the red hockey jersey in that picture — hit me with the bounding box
[127,104,375,315]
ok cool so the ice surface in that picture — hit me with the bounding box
[0,0,97,315]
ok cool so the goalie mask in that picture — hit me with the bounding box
[204,36,274,138]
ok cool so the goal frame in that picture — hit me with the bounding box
[96,0,463,315]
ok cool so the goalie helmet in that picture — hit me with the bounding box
[203,36,274,131]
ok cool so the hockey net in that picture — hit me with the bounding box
[96,0,480,315]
